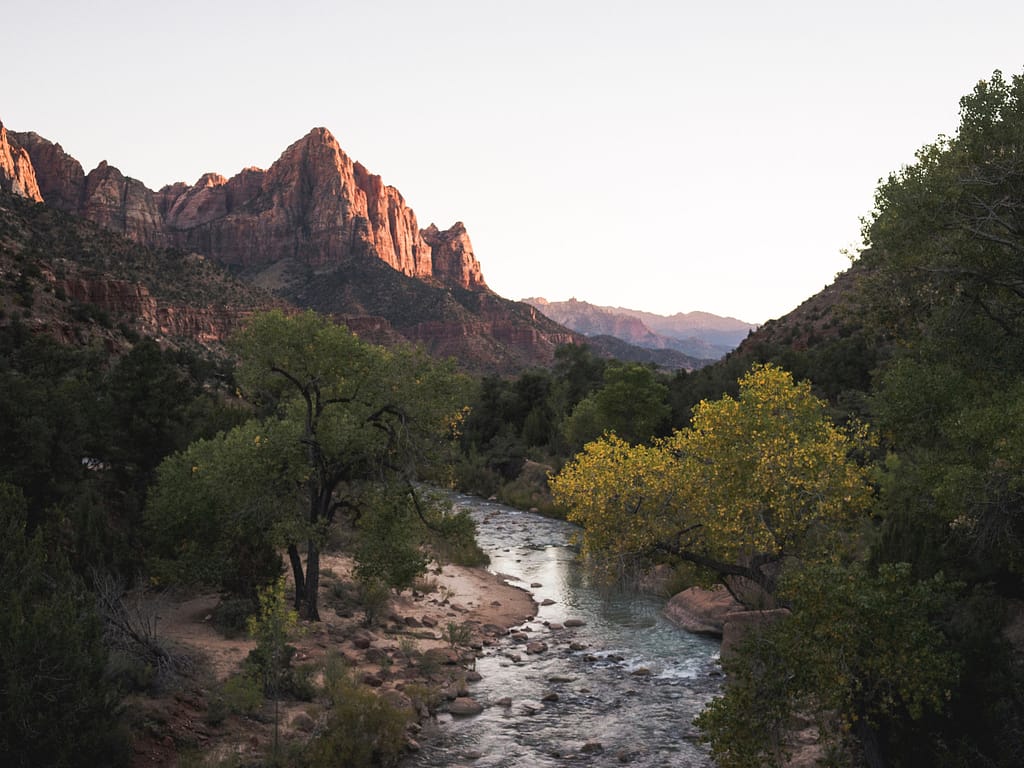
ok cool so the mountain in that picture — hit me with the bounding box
[0,120,587,372]
[524,297,757,361]
[4,125,486,290]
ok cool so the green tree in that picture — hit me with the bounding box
[246,577,299,759]
[562,361,671,449]
[150,310,469,620]
[0,483,128,768]
[552,364,874,602]
[696,562,959,768]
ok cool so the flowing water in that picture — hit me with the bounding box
[408,495,721,767]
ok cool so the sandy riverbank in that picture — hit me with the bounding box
[130,553,536,765]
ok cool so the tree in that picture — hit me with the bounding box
[562,361,671,449]
[551,364,874,602]
[860,70,1024,581]
[149,310,469,620]
[0,483,128,768]
[145,418,294,598]
[696,562,959,768]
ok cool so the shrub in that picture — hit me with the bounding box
[302,656,412,768]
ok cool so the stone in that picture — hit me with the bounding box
[541,598,556,606]
[581,742,604,754]
[525,641,548,654]
[496,697,513,707]
[448,697,483,716]
[663,586,743,637]
[564,618,586,627]
[541,691,559,702]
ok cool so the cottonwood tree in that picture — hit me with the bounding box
[148,310,469,620]
[551,363,874,603]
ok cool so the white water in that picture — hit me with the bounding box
[407,495,721,767]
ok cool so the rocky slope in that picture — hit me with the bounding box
[0,188,283,350]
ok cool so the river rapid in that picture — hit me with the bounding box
[408,495,721,767]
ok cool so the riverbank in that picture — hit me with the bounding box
[127,552,536,766]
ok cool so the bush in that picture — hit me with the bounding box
[357,578,391,627]
[302,656,412,768]
[205,673,265,725]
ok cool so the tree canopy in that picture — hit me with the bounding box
[147,310,471,619]
[551,363,874,601]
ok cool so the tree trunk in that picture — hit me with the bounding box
[304,538,321,622]
[287,544,306,613]
[854,718,887,768]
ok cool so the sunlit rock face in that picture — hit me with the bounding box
[10,126,486,292]
[422,221,488,291]
[0,123,43,201]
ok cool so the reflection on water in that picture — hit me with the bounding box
[407,496,721,767]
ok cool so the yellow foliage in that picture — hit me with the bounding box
[551,364,874,575]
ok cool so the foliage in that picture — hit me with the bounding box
[245,577,300,696]
[205,673,265,725]
[225,309,468,619]
[696,562,960,768]
[352,487,430,592]
[563,361,671,449]
[301,656,412,768]
[0,324,241,579]
[0,483,129,768]
[552,364,875,600]
[144,418,289,598]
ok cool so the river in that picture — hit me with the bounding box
[408,495,721,767]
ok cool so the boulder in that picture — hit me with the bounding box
[448,697,483,716]
[663,586,743,636]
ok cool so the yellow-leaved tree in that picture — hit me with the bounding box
[551,364,874,604]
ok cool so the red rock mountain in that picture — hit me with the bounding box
[4,126,485,291]
[0,122,589,373]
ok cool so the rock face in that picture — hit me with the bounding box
[8,126,485,292]
[0,122,43,201]
[422,222,487,290]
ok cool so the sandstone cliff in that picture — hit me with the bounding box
[7,126,485,292]
[2,121,594,373]
[0,122,43,202]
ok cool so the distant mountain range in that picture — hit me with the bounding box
[523,297,757,361]
[0,118,748,372]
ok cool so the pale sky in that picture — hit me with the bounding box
[5,1,1023,323]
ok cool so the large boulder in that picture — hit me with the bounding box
[663,586,743,636]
